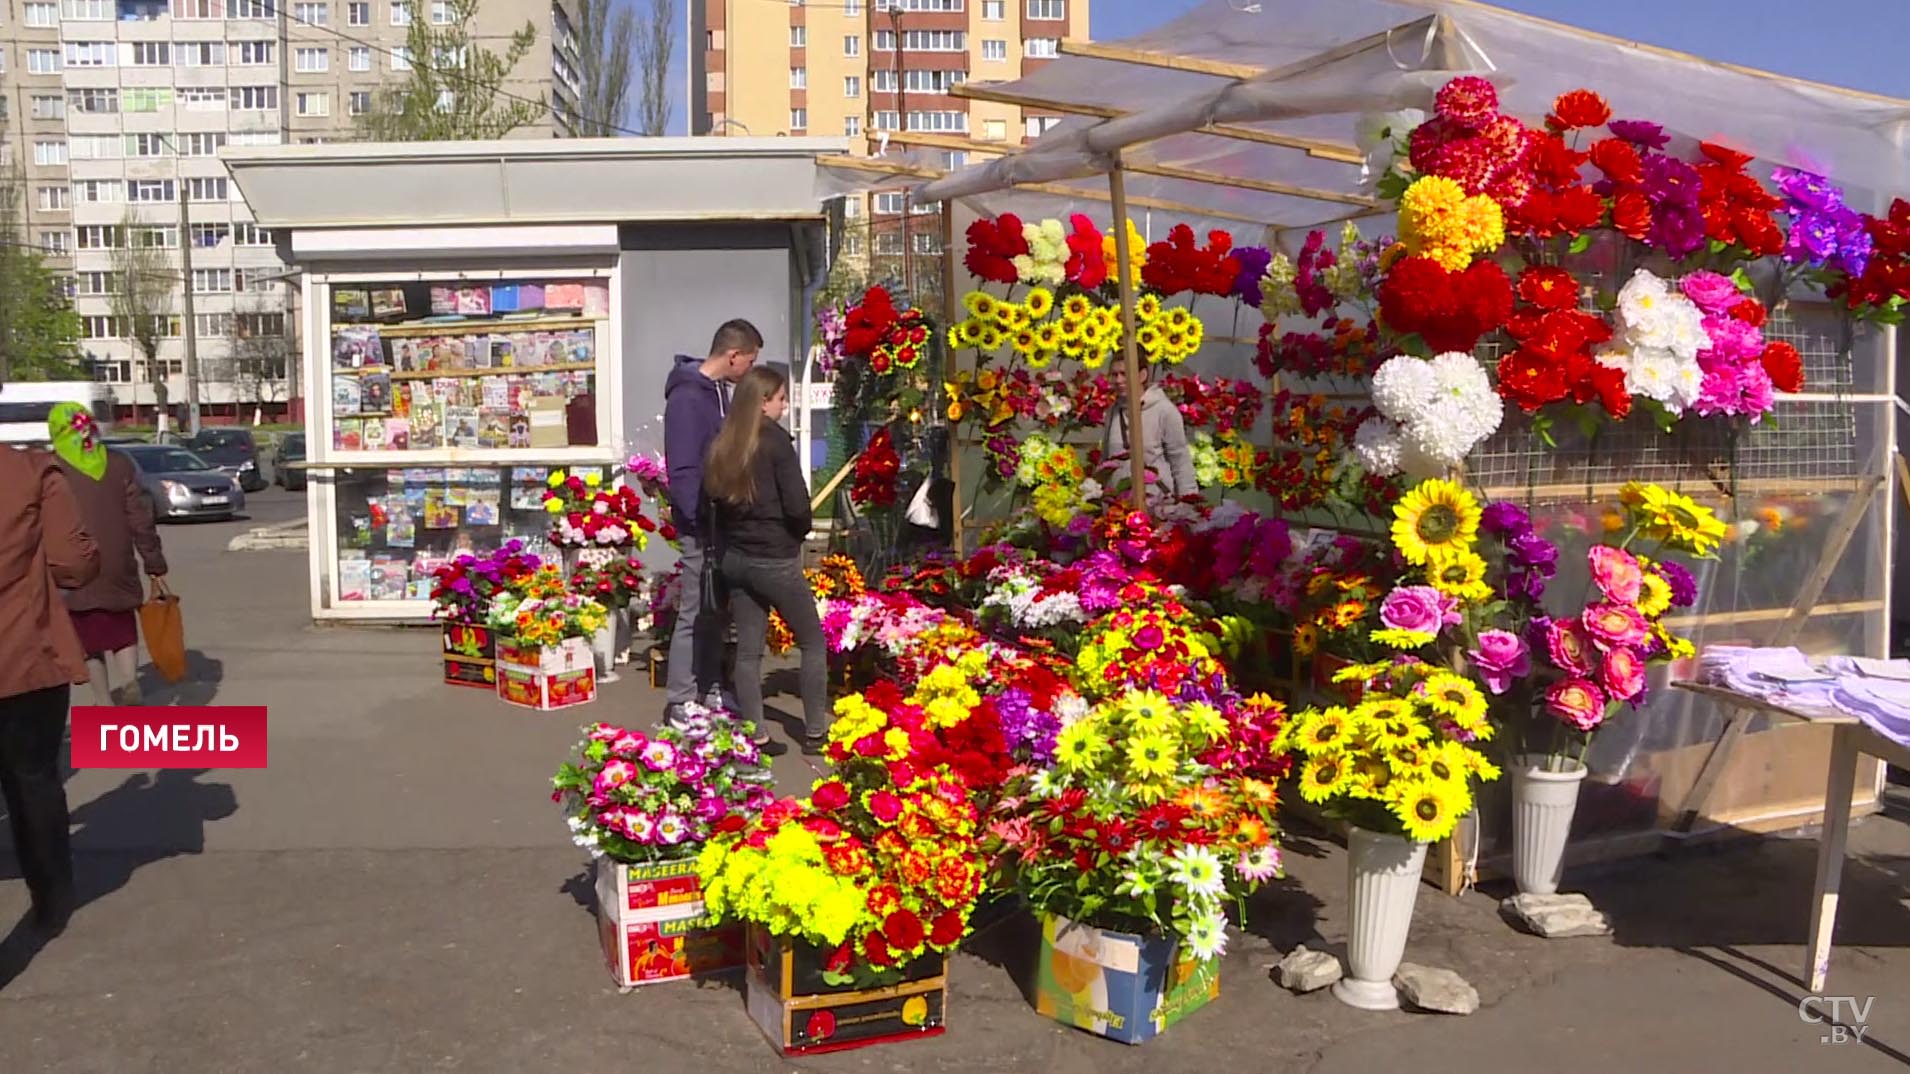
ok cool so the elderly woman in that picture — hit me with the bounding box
[47,403,167,705]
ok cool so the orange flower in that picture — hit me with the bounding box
[1546,88,1612,131]
[1229,816,1272,849]
[1176,784,1229,822]
[1239,778,1280,810]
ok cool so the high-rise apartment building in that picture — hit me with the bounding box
[0,0,581,420]
[690,0,1088,156]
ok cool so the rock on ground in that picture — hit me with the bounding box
[1272,945,1343,993]
[1501,892,1614,939]
[1394,963,1479,1015]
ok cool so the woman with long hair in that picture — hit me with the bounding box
[703,366,829,753]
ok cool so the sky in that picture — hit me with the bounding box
[661,0,1910,135]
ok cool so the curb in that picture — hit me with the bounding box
[227,517,310,552]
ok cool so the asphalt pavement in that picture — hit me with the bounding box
[4,494,1910,1073]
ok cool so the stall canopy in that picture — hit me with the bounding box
[912,0,1910,227]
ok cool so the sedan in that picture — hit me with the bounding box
[116,444,245,522]
[184,428,268,492]
[272,432,307,491]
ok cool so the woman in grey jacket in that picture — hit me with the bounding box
[1106,363,1199,499]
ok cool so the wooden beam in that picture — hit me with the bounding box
[1108,161,1148,514]
[951,83,1363,164]
[873,131,1379,208]
[1057,39,1261,80]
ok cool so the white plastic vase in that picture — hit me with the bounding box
[591,622,621,683]
[1332,827,1428,1011]
[1511,756,1588,895]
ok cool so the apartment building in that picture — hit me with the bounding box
[0,0,581,420]
[690,0,1088,259]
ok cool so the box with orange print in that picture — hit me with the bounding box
[495,636,596,711]
[594,858,744,990]
[742,924,947,1056]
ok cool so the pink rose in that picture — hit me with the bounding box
[1546,678,1609,732]
[1680,270,1742,315]
[1468,629,1531,695]
[1587,545,1643,604]
[1582,601,1651,652]
[1381,585,1459,636]
[1544,619,1597,676]
[1600,647,1647,702]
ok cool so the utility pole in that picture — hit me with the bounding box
[888,4,912,297]
[178,182,201,436]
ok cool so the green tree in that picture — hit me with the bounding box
[0,147,83,384]
[358,0,544,140]
[574,0,635,136]
[108,207,177,433]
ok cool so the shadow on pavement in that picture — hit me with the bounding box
[135,649,226,708]
[0,767,237,991]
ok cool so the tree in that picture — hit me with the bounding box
[574,0,635,136]
[358,0,543,141]
[108,207,177,432]
[0,132,83,384]
[633,0,674,136]
[228,302,293,423]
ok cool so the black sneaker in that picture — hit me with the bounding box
[800,735,829,758]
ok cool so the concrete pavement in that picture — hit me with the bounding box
[5,490,1910,1073]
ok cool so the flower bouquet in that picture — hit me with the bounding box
[488,565,607,711]
[542,468,660,551]
[554,707,776,987]
[429,540,542,688]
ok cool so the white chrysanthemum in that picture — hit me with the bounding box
[1371,356,1439,421]
[1400,404,1481,470]
[1054,692,1089,725]
[1427,352,1501,432]
[1667,358,1706,411]
[1623,345,1682,407]
[1352,416,1406,477]
[1664,302,1709,362]
[1617,267,1669,320]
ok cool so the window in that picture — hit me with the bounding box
[61,0,110,17]
[1026,0,1062,17]
[30,95,65,121]
[69,89,118,114]
[296,91,329,116]
[177,42,226,66]
[77,272,118,296]
[126,133,172,158]
[982,118,1007,140]
[789,26,804,47]
[789,107,807,130]
[843,0,860,11]
[390,0,409,23]
[180,87,227,110]
[982,39,1006,61]
[430,0,450,21]
[129,227,177,249]
[348,90,372,115]
[238,312,286,336]
[873,110,968,132]
[27,49,60,75]
[873,192,905,214]
[229,131,281,147]
[790,67,805,89]
[63,42,114,68]
[128,179,176,202]
[234,223,273,246]
[874,232,903,255]
[193,270,232,294]
[347,0,368,22]
[1025,114,1061,138]
[73,180,122,204]
[195,313,233,338]
[182,132,227,157]
[128,42,171,66]
[190,223,230,248]
[77,226,119,250]
[294,0,327,21]
[37,186,68,212]
[390,46,412,71]
[844,35,859,57]
[873,69,965,94]
[34,140,67,166]
[237,270,279,295]
[913,232,940,254]
[348,46,371,71]
[173,0,219,16]
[189,177,229,202]
[843,115,861,137]
[877,0,961,8]
[844,75,861,98]
[875,30,964,51]
[83,316,121,339]
[295,47,328,72]
[71,135,122,159]
[24,2,56,25]
[233,86,278,110]
[1024,37,1058,58]
[124,88,173,112]
[230,0,274,15]
[235,41,275,65]
[981,0,1002,17]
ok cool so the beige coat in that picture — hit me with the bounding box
[1105,385,1198,498]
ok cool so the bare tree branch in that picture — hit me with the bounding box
[633,0,676,136]
[358,0,545,141]
[575,0,636,136]
[109,206,177,428]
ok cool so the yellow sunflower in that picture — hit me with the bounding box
[956,319,985,347]
[1298,752,1352,804]
[1027,348,1056,370]
[1419,671,1488,726]
[1052,718,1110,772]
[1061,294,1094,321]
[1389,779,1465,843]
[977,326,1006,352]
[1349,755,1395,800]
[1372,627,1437,650]
[1135,293,1164,323]
[1328,599,1369,631]
[1010,328,1039,356]
[1297,706,1352,751]
[1428,550,1493,603]
[1124,733,1179,781]
[1293,622,1320,657]
[1024,286,1056,319]
[1636,570,1673,618]
[962,291,999,320]
[1621,481,1728,556]
[1391,479,1483,567]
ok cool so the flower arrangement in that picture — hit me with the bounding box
[1012,434,1098,529]
[1189,430,1260,490]
[1353,352,1505,478]
[428,540,542,624]
[1141,224,1243,297]
[842,286,932,374]
[570,552,648,610]
[487,564,608,646]
[552,706,776,863]
[622,452,675,542]
[766,554,868,656]
[849,427,902,508]
[543,468,659,549]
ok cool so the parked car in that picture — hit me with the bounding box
[272,432,307,491]
[183,428,267,492]
[116,444,245,522]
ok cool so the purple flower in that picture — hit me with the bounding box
[1609,119,1669,149]
[1504,568,1549,602]
[1507,531,1559,575]
[1480,501,1531,538]
[1680,271,1741,315]
[1246,518,1293,578]
[1468,629,1532,695]
[1656,560,1698,608]
[1772,166,1842,213]
[1231,246,1274,307]
[1380,585,1459,636]
[1648,199,1707,259]
[1701,315,1763,363]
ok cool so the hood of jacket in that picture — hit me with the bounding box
[665,354,721,406]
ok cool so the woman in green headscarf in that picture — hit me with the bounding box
[47,402,167,705]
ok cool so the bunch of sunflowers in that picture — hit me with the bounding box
[947,287,1206,370]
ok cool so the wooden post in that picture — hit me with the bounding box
[1107,162,1148,514]
[942,206,965,555]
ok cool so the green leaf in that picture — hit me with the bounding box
[1594,289,1619,312]
[1730,266,1754,293]
[1375,171,1410,203]
[1531,413,1558,450]
[1709,239,1729,255]
[1567,233,1593,255]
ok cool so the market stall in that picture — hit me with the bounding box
[223,139,839,620]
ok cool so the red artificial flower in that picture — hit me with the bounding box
[806,1010,837,1040]
[1611,190,1652,240]
[1141,224,1240,297]
[852,733,888,758]
[1762,340,1805,393]
[1065,214,1108,289]
[963,213,1027,285]
[1587,361,1633,419]
[1532,133,1590,188]
[1378,256,1512,353]
[929,910,966,948]
[1588,138,1643,184]
[1729,299,1767,327]
[813,779,851,812]
[867,790,904,825]
[883,908,926,952]
[824,942,855,975]
[866,883,903,918]
[1136,801,1190,839]
[843,287,899,358]
[1517,266,1579,311]
[1096,818,1135,855]
[822,840,869,877]
[1555,185,1606,232]
[1546,88,1612,132]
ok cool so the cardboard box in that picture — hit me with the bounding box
[1032,913,1218,1045]
[594,859,744,989]
[441,622,496,689]
[495,636,596,711]
[743,925,946,1056]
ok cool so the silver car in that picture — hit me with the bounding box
[116,444,246,522]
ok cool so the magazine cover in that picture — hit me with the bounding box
[477,409,510,449]
[512,332,540,367]
[333,374,362,416]
[422,490,457,529]
[332,288,370,321]
[361,417,388,451]
[410,404,441,450]
[456,287,492,316]
[337,555,371,601]
[430,286,458,315]
[567,329,594,364]
[332,327,380,370]
[334,417,364,451]
[370,554,408,600]
[490,336,514,368]
[393,339,419,373]
[445,406,481,448]
[385,417,410,451]
[391,383,412,420]
[387,506,416,547]
[465,487,501,527]
[583,282,610,318]
[371,288,407,320]
[360,370,392,414]
[508,411,531,449]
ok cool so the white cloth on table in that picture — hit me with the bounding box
[1697,646,1910,748]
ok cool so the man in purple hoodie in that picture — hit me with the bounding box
[663,319,762,718]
